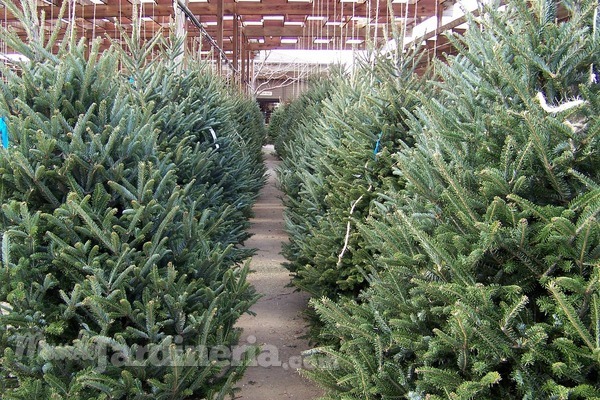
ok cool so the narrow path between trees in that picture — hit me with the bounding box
[235,145,324,400]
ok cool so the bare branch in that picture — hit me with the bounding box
[250,53,314,98]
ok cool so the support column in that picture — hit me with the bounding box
[174,0,187,69]
[233,12,239,84]
[247,50,253,95]
[216,0,224,74]
[241,33,247,91]
[435,0,443,53]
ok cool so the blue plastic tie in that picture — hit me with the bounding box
[0,117,9,149]
[129,76,135,85]
[373,131,383,159]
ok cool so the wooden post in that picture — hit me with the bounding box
[174,0,187,69]
[241,32,247,91]
[216,0,224,74]
[246,50,252,94]
[436,0,443,34]
[233,12,239,84]
[434,0,444,61]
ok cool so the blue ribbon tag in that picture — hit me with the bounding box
[373,131,383,159]
[0,117,9,149]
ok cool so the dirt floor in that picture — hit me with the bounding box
[235,146,324,400]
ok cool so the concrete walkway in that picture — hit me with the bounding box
[235,145,323,400]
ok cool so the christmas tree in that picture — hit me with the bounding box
[276,57,423,301]
[274,0,600,397]
[0,2,264,398]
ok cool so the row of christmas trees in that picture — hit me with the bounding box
[272,0,600,398]
[0,1,266,398]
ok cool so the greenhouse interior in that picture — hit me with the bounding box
[0,0,598,399]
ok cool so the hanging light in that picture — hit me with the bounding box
[263,15,286,20]
[346,38,364,44]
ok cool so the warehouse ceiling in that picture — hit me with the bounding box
[1,0,459,54]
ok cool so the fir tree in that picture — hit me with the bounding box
[277,56,424,301]
[275,0,600,398]
[0,2,264,398]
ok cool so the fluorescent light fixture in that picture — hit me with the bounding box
[102,18,111,22]
[325,21,343,26]
[313,38,331,44]
[141,17,153,22]
[263,15,285,20]
[351,17,370,27]
[236,0,261,2]
[281,37,298,44]
[284,21,305,26]
[188,0,208,2]
[307,16,326,21]
[346,38,364,44]
[203,21,218,26]
[223,15,234,20]
[244,21,263,26]
[340,0,366,3]
[0,53,29,63]
[89,0,104,4]
[288,0,311,2]
[225,50,233,54]
[259,38,265,43]
[138,0,155,3]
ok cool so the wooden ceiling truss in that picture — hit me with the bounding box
[0,0,465,86]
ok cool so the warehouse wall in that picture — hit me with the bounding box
[255,78,310,123]
[255,78,309,103]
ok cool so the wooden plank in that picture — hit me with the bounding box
[241,32,247,89]
[17,2,437,21]
[233,13,239,79]
[174,0,187,67]
[244,26,303,37]
[216,0,224,72]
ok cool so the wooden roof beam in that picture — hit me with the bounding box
[4,2,437,20]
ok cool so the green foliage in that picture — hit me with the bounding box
[266,102,286,144]
[0,4,265,399]
[276,58,424,300]
[274,0,600,398]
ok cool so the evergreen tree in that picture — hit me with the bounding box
[276,55,424,301]
[296,0,600,398]
[0,2,264,398]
